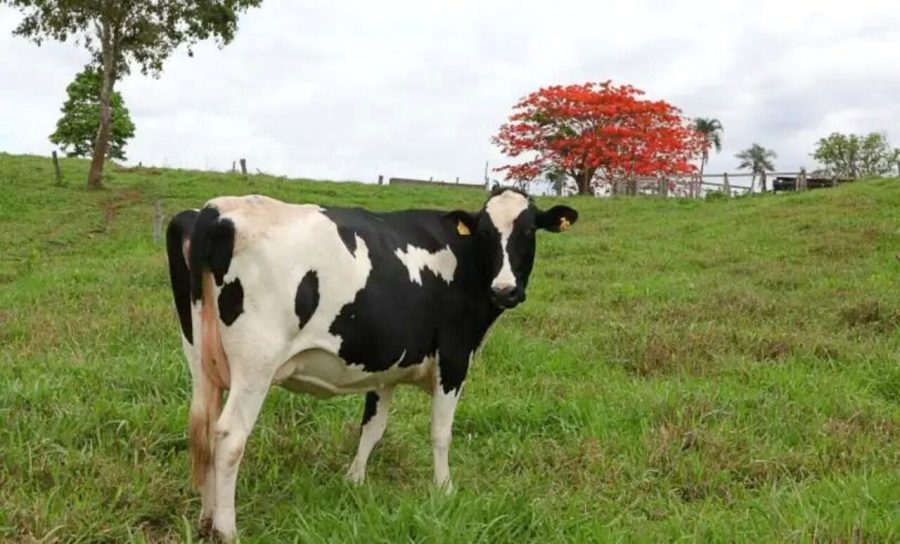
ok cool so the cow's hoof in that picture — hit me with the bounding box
[211,528,236,543]
[435,479,454,495]
[345,467,366,486]
[198,515,213,539]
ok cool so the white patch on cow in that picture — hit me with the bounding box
[214,196,371,355]
[394,244,457,285]
[485,191,529,290]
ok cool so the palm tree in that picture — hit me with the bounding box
[736,143,777,192]
[694,118,723,179]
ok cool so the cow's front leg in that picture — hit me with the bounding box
[346,387,394,485]
[431,353,470,491]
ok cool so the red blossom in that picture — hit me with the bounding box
[492,81,704,195]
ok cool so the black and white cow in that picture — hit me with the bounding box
[165,187,578,541]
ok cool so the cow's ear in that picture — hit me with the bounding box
[536,205,578,233]
[445,210,478,237]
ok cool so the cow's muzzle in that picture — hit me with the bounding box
[490,285,525,309]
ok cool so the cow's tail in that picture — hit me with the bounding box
[185,206,235,489]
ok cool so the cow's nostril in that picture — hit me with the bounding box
[492,285,515,298]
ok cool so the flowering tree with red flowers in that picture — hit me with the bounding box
[493,81,704,195]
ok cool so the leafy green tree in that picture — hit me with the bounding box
[3,0,262,189]
[736,143,777,192]
[813,133,858,178]
[812,132,894,179]
[50,68,135,161]
[693,117,723,178]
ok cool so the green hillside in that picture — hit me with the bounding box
[1,153,898,542]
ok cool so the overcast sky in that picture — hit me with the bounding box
[1,1,898,184]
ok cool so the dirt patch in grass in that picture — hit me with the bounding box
[839,300,900,331]
[94,189,145,233]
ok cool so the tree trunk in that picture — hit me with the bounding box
[87,40,117,190]
[574,168,595,196]
[760,171,767,193]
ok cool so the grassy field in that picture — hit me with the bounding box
[1,152,898,543]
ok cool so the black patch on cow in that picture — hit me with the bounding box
[490,185,532,201]
[218,278,244,326]
[166,210,199,343]
[438,351,471,395]
[336,225,357,257]
[321,207,502,379]
[189,206,236,303]
[479,214,505,283]
[294,270,319,329]
[361,392,379,427]
[506,208,538,290]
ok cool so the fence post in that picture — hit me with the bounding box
[51,151,63,186]
[723,172,730,196]
[153,199,164,244]
[240,158,247,175]
[378,174,384,185]
[797,168,807,191]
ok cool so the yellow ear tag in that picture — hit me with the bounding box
[457,221,471,236]
[559,217,571,231]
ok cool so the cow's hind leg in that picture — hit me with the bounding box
[210,366,273,542]
[431,352,470,492]
[346,387,394,485]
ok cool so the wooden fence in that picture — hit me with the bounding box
[377,170,856,198]
[616,169,855,199]
[387,176,486,190]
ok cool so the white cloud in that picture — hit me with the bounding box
[1,0,898,183]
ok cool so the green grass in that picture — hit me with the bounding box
[1,152,898,543]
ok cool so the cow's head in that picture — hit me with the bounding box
[447,187,578,309]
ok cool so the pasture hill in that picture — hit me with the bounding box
[1,152,898,542]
